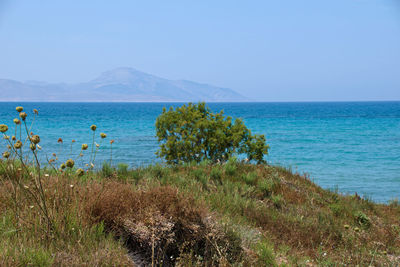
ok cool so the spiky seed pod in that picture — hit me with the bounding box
[16,106,23,112]
[30,144,36,151]
[31,135,40,144]
[19,112,27,121]
[13,118,21,125]
[100,133,107,139]
[14,140,22,149]
[90,125,97,131]
[60,163,66,169]
[33,109,38,115]
[76,168,85,176]
[11,136,16,141]
[0,124,8,133]
[66,159,75,168]
[81,144,88,150]
[2,151,10,159]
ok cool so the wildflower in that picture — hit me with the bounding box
[60,163,66,169]
[90,125,97,131]
[354,227,360,232]
[72,139,76,143]
[11,136,16,141]
[30,144,36,151]
[2,151,10,159]
[90,163,94,168]
[37,145,42,150]
[33,109,38,115]
[13,118,21,125]
[49,159,55,163]
[16,106,23,112]
[31,135,40,144]
[0,124,8,133]
[29,205,34,209]
[344,224,350,229]
[52,153,56,157]
[76,168,85,176]
[19,112,27,121]
[95,142,100,148]
[44,174,49,177]
[66,159,75,168]
[110,139,115,144]
[57,138,63,143]
[81,144,88,150]
[23,185,29,189]
[70,184,74,188]
[100,133,107,139]
[14,140,22,149]
[3,135,9,140]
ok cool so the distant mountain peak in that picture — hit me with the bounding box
[0,67,249,102]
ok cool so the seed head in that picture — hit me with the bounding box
[66,159,75,168]
[30,144,36,151]
[0,124,8,133]
[60,163,66,169]
[57,138,63,143]
[11,136,16,141]
[71,140,76,143]
[76,168,85,176]
[2,151,10,159]
[37,145,42,150]
[33,109,38,115]
[16,106,23,112]
[95,142,100,148]
[90,125,97,131]
[110,139,115,144]
[81,144,88,150]
[13,118,21,125]
[100,133,107,139]
[3,135,9,140]
[14,140,22,149]
[19,112,27,121]
[31,135,40,144]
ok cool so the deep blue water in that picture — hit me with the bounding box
[0,102,399,203]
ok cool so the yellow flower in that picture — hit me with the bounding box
[2,151,10,159]
[14,140,22,149]
[33,109,39,115]
[76,168,85,176]
[16,106,23,112]
[66,159,75,168]
[30,144,36,151]
[81,144,88,150]
[13,119,21,125]
[60,163,66,169]
[90,125,97,131]
[19,112,27,121]
[0,124,8,133]
[100,133,107,139]
[31,135,40,144]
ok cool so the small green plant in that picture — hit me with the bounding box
[257,179,275,197]
[210,167,222,182]
[243,171,258,185]
[271,194,284,209]
[354,211,371,229]
[117,163,129,176]
[155,102,269,164]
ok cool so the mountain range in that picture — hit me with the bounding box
[0,67,247,102]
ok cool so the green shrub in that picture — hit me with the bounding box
[210,167,222,182]
[243,171,258,185]
[155,102,269,164]
[117,163,129,176]
[354,211,371,229]
[258,179,275,197]
[271,194,284,209]
[101,162,114,177]
[256,239,277,266]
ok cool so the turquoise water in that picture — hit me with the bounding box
[0,102,399,202]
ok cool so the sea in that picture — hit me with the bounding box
[0,101,399,203]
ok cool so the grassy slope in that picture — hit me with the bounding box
[1,160,399,266]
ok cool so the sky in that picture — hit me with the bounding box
[0,0,399,101]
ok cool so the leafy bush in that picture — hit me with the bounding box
[155,102,269,164]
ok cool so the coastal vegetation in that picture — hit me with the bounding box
[0,105,399,266]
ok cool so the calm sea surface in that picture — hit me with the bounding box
[0,102,399,202]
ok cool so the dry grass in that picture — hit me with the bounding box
[1,160,399,266]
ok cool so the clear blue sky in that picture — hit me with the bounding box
[0,0,399,101]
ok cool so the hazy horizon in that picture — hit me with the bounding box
[1,0,399,101]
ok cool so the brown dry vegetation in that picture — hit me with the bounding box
[1,160,400,266]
